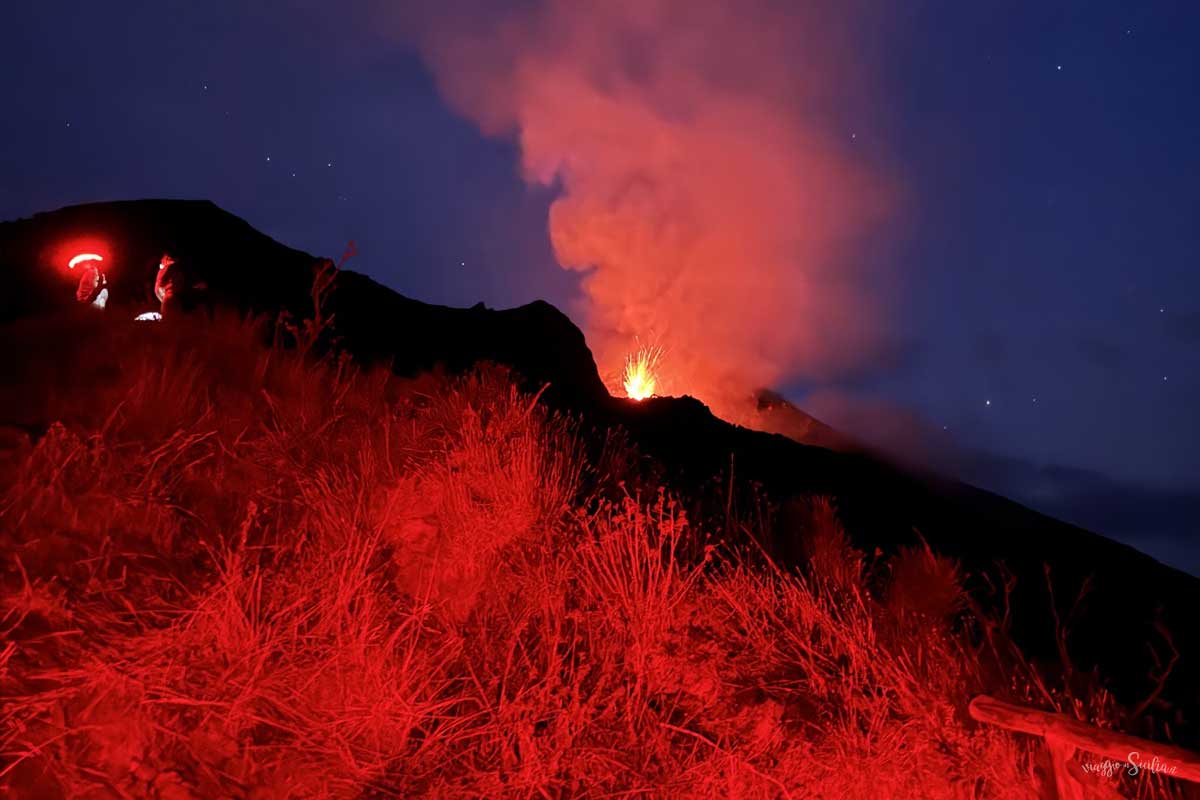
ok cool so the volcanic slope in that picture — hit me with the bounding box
[3,199,1198,738]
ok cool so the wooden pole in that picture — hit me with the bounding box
[969,695,1200,789]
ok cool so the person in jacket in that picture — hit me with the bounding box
[71,254,108,309]
[155,253,182,317]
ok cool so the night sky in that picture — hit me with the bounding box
[3,2,1197,572]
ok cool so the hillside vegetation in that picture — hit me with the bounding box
[0,311,1183,798]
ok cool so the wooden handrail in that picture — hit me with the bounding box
[970,694,1200,793]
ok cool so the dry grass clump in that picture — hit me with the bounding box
[0,312,1161,798]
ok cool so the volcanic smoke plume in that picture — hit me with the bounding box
[407,0,891,415]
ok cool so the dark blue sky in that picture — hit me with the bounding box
[3,1,1197,571]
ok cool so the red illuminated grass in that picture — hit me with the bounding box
[0,312,1181,798]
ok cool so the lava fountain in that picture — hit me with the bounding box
[622,345,662,401]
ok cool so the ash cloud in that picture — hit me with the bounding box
[403,1,894,414]
[796,390,1200,574]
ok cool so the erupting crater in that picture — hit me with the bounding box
[621,345,662,401]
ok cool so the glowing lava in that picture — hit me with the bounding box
[622,346,662,401]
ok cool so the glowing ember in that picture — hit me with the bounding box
[622,346,662,401]
[68,253,104,269]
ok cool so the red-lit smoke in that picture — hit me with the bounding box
[407,0,892,417]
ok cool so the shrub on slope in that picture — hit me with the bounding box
[0,312,1168,798]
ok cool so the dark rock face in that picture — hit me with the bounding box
[325,272,610,412]
[3,199,1198,736]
